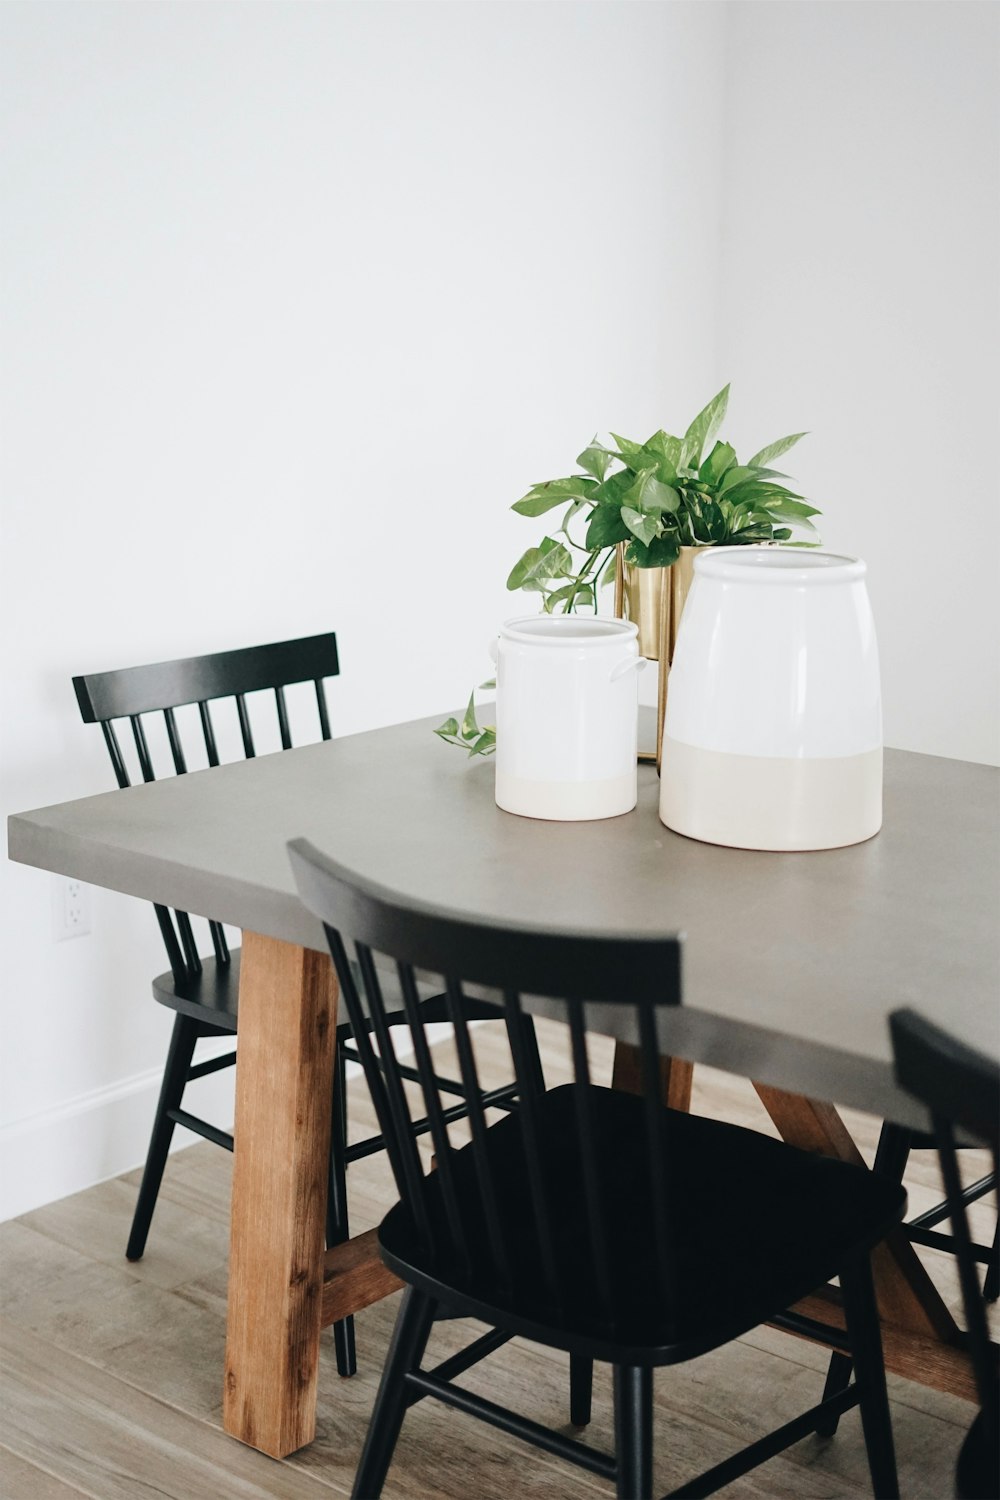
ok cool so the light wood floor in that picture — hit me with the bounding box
[1,1025,996,1500]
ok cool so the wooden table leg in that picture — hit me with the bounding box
[223,932,338,1458]
[612,1041,693,1112]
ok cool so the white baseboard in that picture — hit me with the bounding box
[0,1023,455,1223]
[0,1041,241,1223]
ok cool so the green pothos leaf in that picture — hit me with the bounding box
[434,690,496,758]
[747,432,807,468]
[621,506,661,547]
[699,440,737,487]
[585,503,631,549]
[642,429,683,474]
[576,442,614,481]
[626,532,681,569]
[559,497,589,534]
[511,476,597,516]
[545,582,595,612]
[680,383,730,469]
[506,537,573,590]
[460,691,480,740]
[623,467,680,514]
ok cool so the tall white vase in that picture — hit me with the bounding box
[494,615,644,821]
[659,549,882,851]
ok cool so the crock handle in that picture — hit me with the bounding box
[609,656,646,683]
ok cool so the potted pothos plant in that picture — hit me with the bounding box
[505,383,819,614]
[436,384,819,756]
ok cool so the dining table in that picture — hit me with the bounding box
[7,711,999,1459]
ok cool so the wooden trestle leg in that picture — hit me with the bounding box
[223,932,339,1457]
[612,1041,693,1112]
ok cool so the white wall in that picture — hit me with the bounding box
[0,2,727,1217]
[718,0,1000,765]
[3,1,996,1220]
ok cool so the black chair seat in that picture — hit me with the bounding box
[153,955,240,1032]
[379,1082,906,1362]
[152,948,498,1037]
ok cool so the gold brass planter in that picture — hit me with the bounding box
[614,544,706,768]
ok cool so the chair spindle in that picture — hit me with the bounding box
[354,945,436,1253]
[326,926,415,1199]
[208,919,230,967]
[198,701,220,767]
[638,997,677,1324]
[275,686,292,751]
[395,962,473,1274]
[101,721,131,789]
[130,714,155,783]
[503,989,563,1313]
[175,911,203,977]
[315,679,331,740]
[153,903,188,982]
[163,708,187,775]
[236,694,255,758]
[442,976,514,1295]
[567,1000,615,1325]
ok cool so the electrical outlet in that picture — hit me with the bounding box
[52,877,93,940]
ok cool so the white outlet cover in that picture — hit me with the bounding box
[52,876,93,940]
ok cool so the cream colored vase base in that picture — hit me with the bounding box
[659,738,883,850]
[495,770,637,822]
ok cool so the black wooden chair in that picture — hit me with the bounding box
[817,1120,998,1437]
[861,1125,998,1301]
[890,1009,999,1500]
[73,633,508,1381]
[288,837,906,1500]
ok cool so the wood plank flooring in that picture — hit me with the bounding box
[1,1025,995,1499]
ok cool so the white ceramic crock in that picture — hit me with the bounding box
[659,548,882,850]
[493,615,644,821]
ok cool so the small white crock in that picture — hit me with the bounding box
[659,548,882,850]
[493,615,644,821]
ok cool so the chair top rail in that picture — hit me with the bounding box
[73,633,339,723]
[289,837,682,1007]
[891,1008,1000,1150]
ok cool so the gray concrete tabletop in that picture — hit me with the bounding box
[8,714,999,1126]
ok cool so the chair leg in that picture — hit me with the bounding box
[983,1213,999,1303]
[328,1040,357,1377]
[337,1037,350,1154]
[126,1013,200,1261]
[840,1254,899,1500]
[352,1287,436,1500]
[613,1364,653,1500]
[570,1354,593,1426]
[816,1122,911,1437]
[814,1350,854,1438]
[872,1122,913,1181]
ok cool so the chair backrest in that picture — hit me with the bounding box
[74,633,339,983]
[288,835,683,1335]
[890,1008,999,1444]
